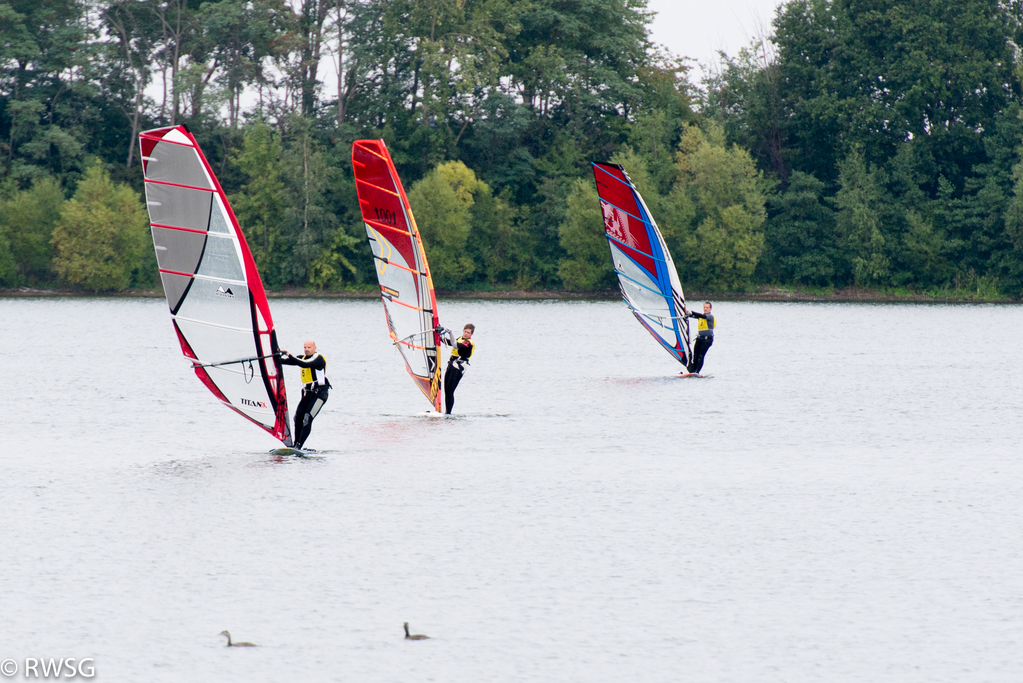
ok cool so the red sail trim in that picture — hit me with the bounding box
[194,365,230,402]
[172,320,197,359]
[384,295,429,312]
[373,256,423,275]
[151,223,208,234]
[365,218,413,236]
[225,403,281,440]
[160,267,198,277]
[139,134,193,147]
[144,178,216,192]
[355,177,401,197]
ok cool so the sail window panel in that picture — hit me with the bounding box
[147,184,214,232]
[612,244,675,332]
[636,312,678,349]
[368,229,419,291]
[620,276,672,322]
[209,194,232,234]
[152,226,207,275]
[196,234,245,281]
[383,298,431,378]
[611,242,663,297]
[160,271,193,313]
[175,319,257,366]
[175,278,253,332]
[147,141,214,189]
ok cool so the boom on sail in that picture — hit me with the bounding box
[592,162,692,366]
[139,125,292,444]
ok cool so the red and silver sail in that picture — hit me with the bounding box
[139,125,291,444]
[352,140,442,411]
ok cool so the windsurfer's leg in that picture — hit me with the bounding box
[692,337,713,373]
[444,363,462,414]
[296,389,327,448]
[293,390,314,448]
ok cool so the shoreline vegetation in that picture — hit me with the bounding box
[3,285,1015,304]
[6,2,1023,300]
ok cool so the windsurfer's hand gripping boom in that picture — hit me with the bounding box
[435,325,456,347]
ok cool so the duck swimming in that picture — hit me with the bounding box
[220,630,257,647]
[403,622,429,640]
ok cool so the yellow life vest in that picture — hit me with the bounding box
[451,337,475,359]
[299,353,327,385]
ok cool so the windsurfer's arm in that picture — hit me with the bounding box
[436,325,455,347]
[279,353,324,369]
[687,311,707,320]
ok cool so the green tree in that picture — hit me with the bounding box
[761,172,837,286]
[834,150,890,286]
[278,116,338,285]
[230,123,286,281]
[408,160,488,289]
[50,164,149,291]
[557,177,608,291]
[0,223,16,285]
[671,123,766,290]
[468,189,531,287]
[0,176,64,284]
[999,159,1023,295]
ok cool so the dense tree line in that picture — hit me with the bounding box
[3,0,1023,296]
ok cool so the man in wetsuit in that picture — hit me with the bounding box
[279,340,330,450]
[437,323,474,414]
[684,301,715,374]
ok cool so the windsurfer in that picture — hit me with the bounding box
[683,302,715,374]
[279,340,330,449]
[437,324,474,414]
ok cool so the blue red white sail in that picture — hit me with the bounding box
[139,125,292,444]
[352,139,443,411]
[591,163,692,365]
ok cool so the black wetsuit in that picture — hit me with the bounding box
[280,352,329,449]
[443,335,474,414]
[687,311,715,374]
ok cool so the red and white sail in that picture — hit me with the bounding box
[139,125,291,444]
[352,140,442,411]
[592,162,692,366]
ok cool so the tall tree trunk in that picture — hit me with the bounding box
[336,3,344,128]
[300,0,331,116]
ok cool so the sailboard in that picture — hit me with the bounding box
[139,125,292,445]
[592,163,692,366]
[351,140,443,412]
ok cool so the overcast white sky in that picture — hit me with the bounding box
[645,0,785,81]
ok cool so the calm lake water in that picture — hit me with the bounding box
[1,297,1022,682]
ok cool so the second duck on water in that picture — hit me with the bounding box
[220,630,257,647]
[403,622,429,640]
